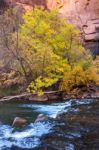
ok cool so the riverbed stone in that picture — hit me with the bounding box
[12,117,27,128]
[35,114,49,123]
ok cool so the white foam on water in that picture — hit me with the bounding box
[0,122,52,149]
[11,122,52,138]
[20,101,72,118]
[0,99,95,149]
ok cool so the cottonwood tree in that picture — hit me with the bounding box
[0,6,92,94]
[15,7,91,94]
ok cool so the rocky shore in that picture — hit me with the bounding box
[0,90,99,104]
[0,91,63,103]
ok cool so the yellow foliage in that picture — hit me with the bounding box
[60,65,98,94]
[90,56,99,85]
[27,76,58,95]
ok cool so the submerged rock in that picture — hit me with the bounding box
[35,114,49,123]
[56,99,99,125]
[12,117,27,128]
[35,99,99,150]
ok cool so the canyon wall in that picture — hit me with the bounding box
[1,0,99,55]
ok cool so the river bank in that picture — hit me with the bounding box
[0,90,99,104]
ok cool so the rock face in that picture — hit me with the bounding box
[9,0,99,28]
[47,0,99,55]
[0,0,8,13]
[1,0,99,55]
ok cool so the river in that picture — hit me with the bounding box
[0,99,99,150]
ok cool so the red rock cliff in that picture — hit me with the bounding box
[2,0,99,55]
[7,0,99,40]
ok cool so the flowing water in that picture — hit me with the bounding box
[0,99,99,150]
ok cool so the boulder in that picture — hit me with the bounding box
[12,117,27,128]
[35,114,48,123]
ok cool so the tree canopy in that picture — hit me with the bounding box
[2,7,97,95]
